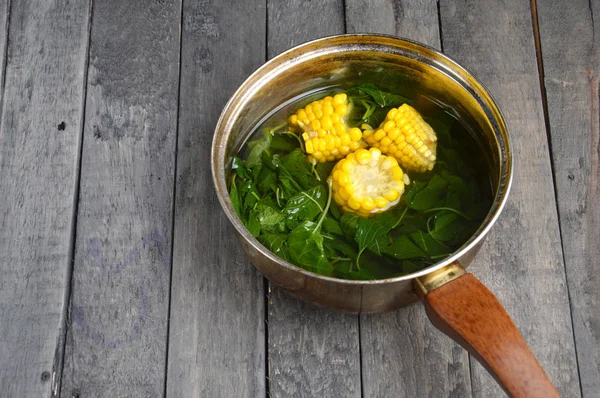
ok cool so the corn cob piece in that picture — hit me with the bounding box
[362,104,437,172]
[329,147,410,217]
[289,93,364,163]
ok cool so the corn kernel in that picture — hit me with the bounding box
[349,127,362,142]
[374,196,389,209]
[355,149,370,165]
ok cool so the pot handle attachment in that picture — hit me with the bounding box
[415,263,560,398]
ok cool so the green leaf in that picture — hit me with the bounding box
[232,157,248,179]
[425,112,455,138]
[355,213,398,266]
[258,234,289,261]
[322,217,343,236]
[325,239,358,260]
[287,221,331,273]
[367,234,389,256]
[385,235,428,259]
[229,178,242,218]
[283,185,327,222]
[281,148,317,190]
[246,132,272,167]
[429,213,462,242]
[257,171,277,197]
[357,83,411,108]
[245,211,261,238]
[334,267,374,280]
[402,260,422,273]
[363,107,389,128]
[270,133,299,153]
[278,176,301,199]
[406,175,449,211]
[252,204,286,234]
[329,201,342,220]
[315,162,335,183]
[340,212,360,238]
[409,231,452,258]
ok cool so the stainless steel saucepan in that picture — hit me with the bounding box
[211,35,559,398]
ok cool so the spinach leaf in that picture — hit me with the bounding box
[258,234,289,261]
[322,217,343,236]
[363,107,389,128]
[246,132,272,167]
[340,212,360,238]
[357,83,411,108]
[409,231,452,258]
[315,162,335,182]
[354,213,399,267]
[229,177,242,218]
[270,133,299,153]
[287,221,331,273]
[251,204,286,234]
[325,239,358,261]
[385,235,427,260]
[256,167,277,196]
[283,185,328,224]
[405,175,448,210]
[281,148,317,190]
[402,260,422,273]
[232,156,248,179]
[245,211,261,238]
[329,201,342,220]
[429,213,462,242]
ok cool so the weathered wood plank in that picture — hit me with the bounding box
[0,0,90,396]
[59,0,181,396]
[0,0,8,104]
[346,0,441,48]
[439,0,581,396]
[345,1,473,396]
[266,1,361,397]
[165,0,267,396]
[536,0,599,395]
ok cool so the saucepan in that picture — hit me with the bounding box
[211,34,559,397]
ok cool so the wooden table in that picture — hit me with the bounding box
[0,0,597,396]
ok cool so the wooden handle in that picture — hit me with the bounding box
[420,273,560,398]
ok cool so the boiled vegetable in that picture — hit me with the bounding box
[363,104,437,172]
[329,148,410,217]
[289,93,365,163]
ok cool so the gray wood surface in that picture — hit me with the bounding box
[439,0,581,396]
[59,0,181,396]
[0,0,595,396]
[346,0,441,48]
[165,0,267,396]
[0,0,8,106]
[0,0,90,396]
[345,1,474,396]
[266,1,362,397]
[536,0,599,396]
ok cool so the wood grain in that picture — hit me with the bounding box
[535,0,599,396]
[423,273,559,398]
[345,0,441,48]
[345,1,473,397]
[165,0,267,396]
[266,1,361,397]
[59,0,181,396]
[438,0,581,396]
[0,0,8,105]
[0,0,90,396]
